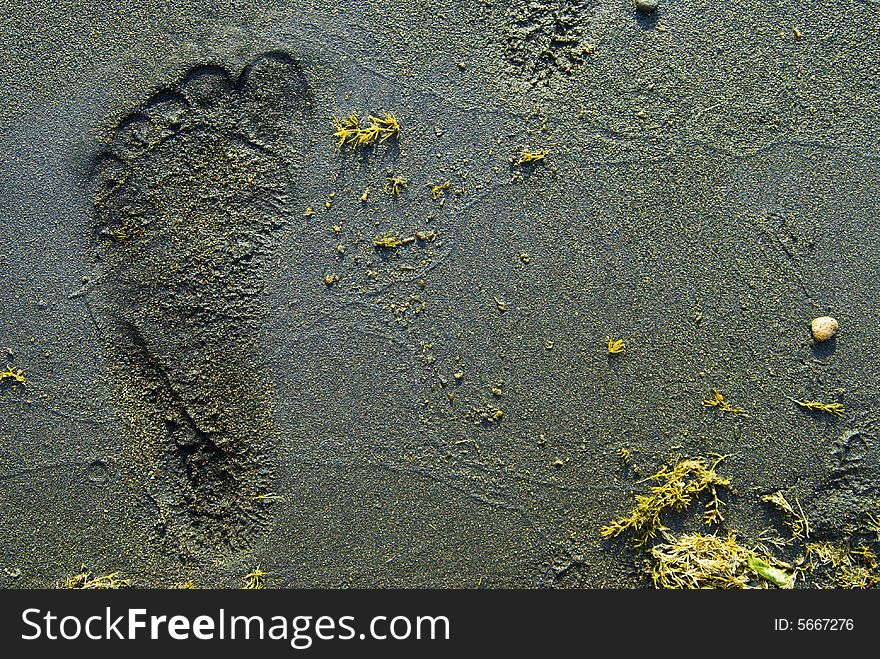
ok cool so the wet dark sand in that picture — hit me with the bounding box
[1,0,879,588]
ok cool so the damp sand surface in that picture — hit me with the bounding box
[1,0,879,588]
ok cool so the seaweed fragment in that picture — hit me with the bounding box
[519,150,546,164]
[242,567,268,589]
[789,397,844,418]
[761,490,810,541]
[0,365,25,390]
[606,336,625,355]
[384,175,408,195]
[58,565,130,589]
[600,455,733,546]
[702,390,747,415]
[332,113,400,150]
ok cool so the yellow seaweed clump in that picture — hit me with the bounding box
[651,532,752,589]
[650,531,797,589]
[332,113,400,150]
[600,455,733,546]
[59,565,129,589]
[805,542,879,589]
[606,336,626,355]
[242,567,268,589]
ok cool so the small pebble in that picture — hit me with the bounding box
[635,0,659,12]
[811,316,839,342]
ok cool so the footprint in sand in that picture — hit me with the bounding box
[90,52,309,555]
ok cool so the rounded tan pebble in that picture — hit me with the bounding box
[811,316,839,342]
